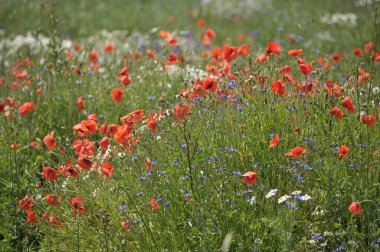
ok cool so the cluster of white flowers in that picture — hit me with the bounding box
[200,0,271,18]
[0,32,49,57]
[320,13,357,26]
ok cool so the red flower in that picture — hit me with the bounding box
[361,115,375,128]
[45,194,62,206]
[342,96,355,113]
[43,167,59,181]
[349,201,362,215]
[286,146,308,158]
[89,50,99,63]
[352,48,363,57]
[43,132,56,151]
[339,145,349,159]
[103,42,115,53]
[99,136,110,149]
[121,221,129,231]
[271,80,285,96]
[266,41,281,56]
[147,113,156,134]
[77,96,84,110]
[145,157,156,171]
[330,107,343,120]
[299,63,312,76]
[288,49,303,56]
[278,65,291,75]
[70,197,86,216]
[78,156,92,169]
[173,103,190,120]
[203,78,218,92]
[112,88,124,102]
[19,102,35,116]
[27,210,37,224]
[30,141,40,149]
[222,44,239,62]
[150,199,160,211]
[166,52,178,64]
[242,171,258,185]
[197,18,206,27]
[19,195,34,211]
[269,134,280,148]
[364,41,374,52]
[80,119,98,135]
[101,162,115,177]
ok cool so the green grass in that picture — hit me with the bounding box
[0,0,379,251]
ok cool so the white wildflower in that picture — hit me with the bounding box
[278,195,291,204]
[265,189,278,198]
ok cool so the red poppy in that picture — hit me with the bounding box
[269,134,280,148]
[278,65,291,75]
[256,54,267,63]
[286,146,308,158]
[349,201,362,215]
[358,68,370,84]
[364,41,374,52]
[120,75,131,86]
[242,171,258,185]
[19,195,34,211]
[19,102,35,116]
[352,48,363,57]
[121,221,129,230]
[203,78,218,92]
[73,139,96,157]
[338,145,349,159]
[197,18,206,27]
[173,103,190,120]
[361,115,375,128]
[103,42,115,53]
[166,52,178,64]
[43,167,59,181]
[30,141,40,149]
[342,96,355,113]
[222,44,239,62]
[331,54,343,63]
[70,197,86,216]
[147,113,156,134]
[44,213,64,227]
[99,136,110,149]
[77,96,84,110]
[299,63,312,76]
[238,44,250,56]
[102,162,115,177]
[112,88,124,102]
[45,194,62,206]
[330,107,343,120]
[146,49,157,60]
[288,49,303,56]
[27,210,37,224]
[145,157,155,171]
[89,50,99,63]
[266,41,281,56]
[44,132,56,151]
[167,37,178,46]
[80,119,98,135]
[78,155,92,169]
[271,80,285,96]
[150,199,160,211]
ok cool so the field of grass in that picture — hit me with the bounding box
[0,0,379,251]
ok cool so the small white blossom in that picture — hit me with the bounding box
[265,189,278,198]
[278,195,291,204]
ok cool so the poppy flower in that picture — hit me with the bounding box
[339,145,349,159]
[73,139,95,157]
[121,221,129,230]
[70,197,86,216]
[330,107,343,120]
[342,96,355,113]
[203,78,218,92]
[27,210,37,224]
[89,50,99,63]
[43,167,59,181]
[242,171,258,185]
[63,166,80,177]
[266,41,281,56]
[238,44,250,56]
[80,119,98,135]
[145,157,156,171]
[112,88,124,102]
[331,53,343,64]
[99,136,110,149]
[222,44,238,62]
[173,103,190,120]
[358,68,371,84]
[364,41,374,52]
[166,52,178,64]
[286,146,308,158]
[147,114,156,134]
[167,37,178,46]
[146,49,156,60]
[361,115,375,128]
[197,18,206,27]
[77,96,84,110]
[278,65,291,75]
[19,195,34,211]
[269,134,280,148]
[102,162,115,177]
[88,114,98,122]
[19,102,35,116]
[271,80,285,96]
[256,54,267,63]
[299,63,312,76]
[120,75,131,86]
[150,199,160,211]
[30,141,40,149]
[45,213,64,227]
[352,48,363,57]
[44,132,56,151]
[288,49,303,56]
[103,42,115,53]
[349,201,362,215]
[78,156,92,170]
[45,194,62,206]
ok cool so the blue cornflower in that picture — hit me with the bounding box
[131,156,138,161]
[147,96,156,101]
[311,233,322,241]
[233,171,241,175]
[227,80,237,88]
[304,138,312,143]
[119,205,127,213]
[294,174,304,183]
[181,143,188,148]
[184,193,191,197]
[138,176,147,181]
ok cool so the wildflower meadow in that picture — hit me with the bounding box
[0,0,379,251]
